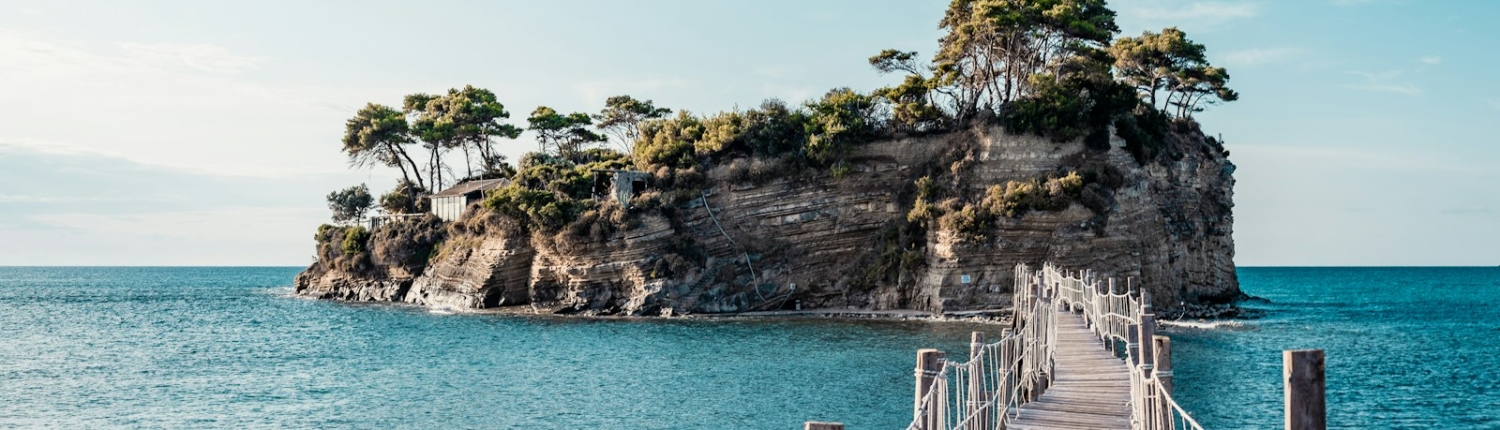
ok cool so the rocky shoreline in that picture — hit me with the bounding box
[297,125,1239,316]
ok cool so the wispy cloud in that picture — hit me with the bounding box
[1221,47,1302,67]
[1419,56,1442,65]
[115,42,266,74]
[1122,2,1261,24]
[1330,0,1377,6]
[1345,70,1421,96]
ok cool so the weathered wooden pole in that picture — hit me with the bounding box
[1284,349,1327,430]
[1153,335,1174,395]
[915,349,946,430]
[1154,335,1175,429]
[1127,324,1141,367]
[1138,292,1158,430]
[804,422,844,430]
[969,331,992,430]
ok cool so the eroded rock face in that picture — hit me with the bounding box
[294,126,1238,314]
[404,231,534,309]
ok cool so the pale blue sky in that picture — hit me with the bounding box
[0,0,1495,266]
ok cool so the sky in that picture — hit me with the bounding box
[0,0,1495,266]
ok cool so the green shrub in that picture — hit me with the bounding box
[740,99,808,158]
[981,172,1084,218]
[315,224,343,242]
[907,198,936,225]
[1115,107,1169,164]
[803,88,880,164]
[341,226,370,256]
[914,175,940,200]
[939,204,990,242]
[634,112,703,169]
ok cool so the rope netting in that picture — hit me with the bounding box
[904,264,1205,430]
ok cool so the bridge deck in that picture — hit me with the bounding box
[1008,312,1132,430]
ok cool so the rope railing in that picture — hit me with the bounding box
[904,263,1205,430]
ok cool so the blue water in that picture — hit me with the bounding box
[1170,267,1500,429]
[2,267,1496,429]
[0,267,988,429]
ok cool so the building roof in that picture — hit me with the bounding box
[431,178,508,198]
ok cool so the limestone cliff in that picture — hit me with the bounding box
[294,125,1237,315]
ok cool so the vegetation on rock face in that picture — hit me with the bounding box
[378,179,429,215]
[309,0,1240,296]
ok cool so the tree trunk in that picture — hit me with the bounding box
[398,147,425,190]
[461,144,473,179]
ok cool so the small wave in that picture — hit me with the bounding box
[1162,319,1244,330]
[428,307,456,315]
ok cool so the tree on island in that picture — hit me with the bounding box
[326,184,374,224]
[528,106,606,161]
[1110,27,1238,118]
[593,95,672,154]
[343,103,425,191]
[405,86,523,189]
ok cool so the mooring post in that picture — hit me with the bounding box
[1153,335,1173,395]
[914,349,946,430]
[1137,292,1158,430]
[1139,312,1156,378]
[1284,349,1327,430]
[804,422,844,430]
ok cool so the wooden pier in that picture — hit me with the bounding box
[807,263,1327,430]
[1006,311,1132,430]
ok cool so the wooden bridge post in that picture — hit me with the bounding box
[1284,349,1326,430]
[1107,278,1118,355]
[1138,314,1156,378]
[915,349,946,430]
[804,422,844,430]
[969,332,992,430]
[1153,335,1173,395]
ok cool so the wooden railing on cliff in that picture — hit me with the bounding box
[902,263,1203,430]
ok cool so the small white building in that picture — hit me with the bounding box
[430,179,507,222]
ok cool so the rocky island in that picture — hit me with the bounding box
[296,1,1242,317]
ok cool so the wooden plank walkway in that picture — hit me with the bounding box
[1008,312,1132,430]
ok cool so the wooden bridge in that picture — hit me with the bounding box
[904,264,1202,430]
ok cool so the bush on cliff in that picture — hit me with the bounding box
[341,226,370,256]
[633,89,882,173]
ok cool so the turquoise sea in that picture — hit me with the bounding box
[1,267,1496,429]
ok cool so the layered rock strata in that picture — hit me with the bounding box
[295,125,1238,315]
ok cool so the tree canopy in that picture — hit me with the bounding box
[528,106,606,161]
[1110,27,1237,118]
[593,95,672,154]
[326,184,374,224]
[405,86,523,189]
[342,103,423,190]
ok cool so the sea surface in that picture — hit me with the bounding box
[0,267,1496,429]
[1169,267,1500,429]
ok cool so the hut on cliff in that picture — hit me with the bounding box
[592,169,648,208]
[429,178,507,222]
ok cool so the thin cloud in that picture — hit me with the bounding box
[115,42,266,74]
[1419,56,1442,65]
[1330,0,1377,5]
[1221,47,1302,67]
[1123,2,1261,24]
[1345,70,1421,96]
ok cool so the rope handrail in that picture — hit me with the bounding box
[904,263,1205,430]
